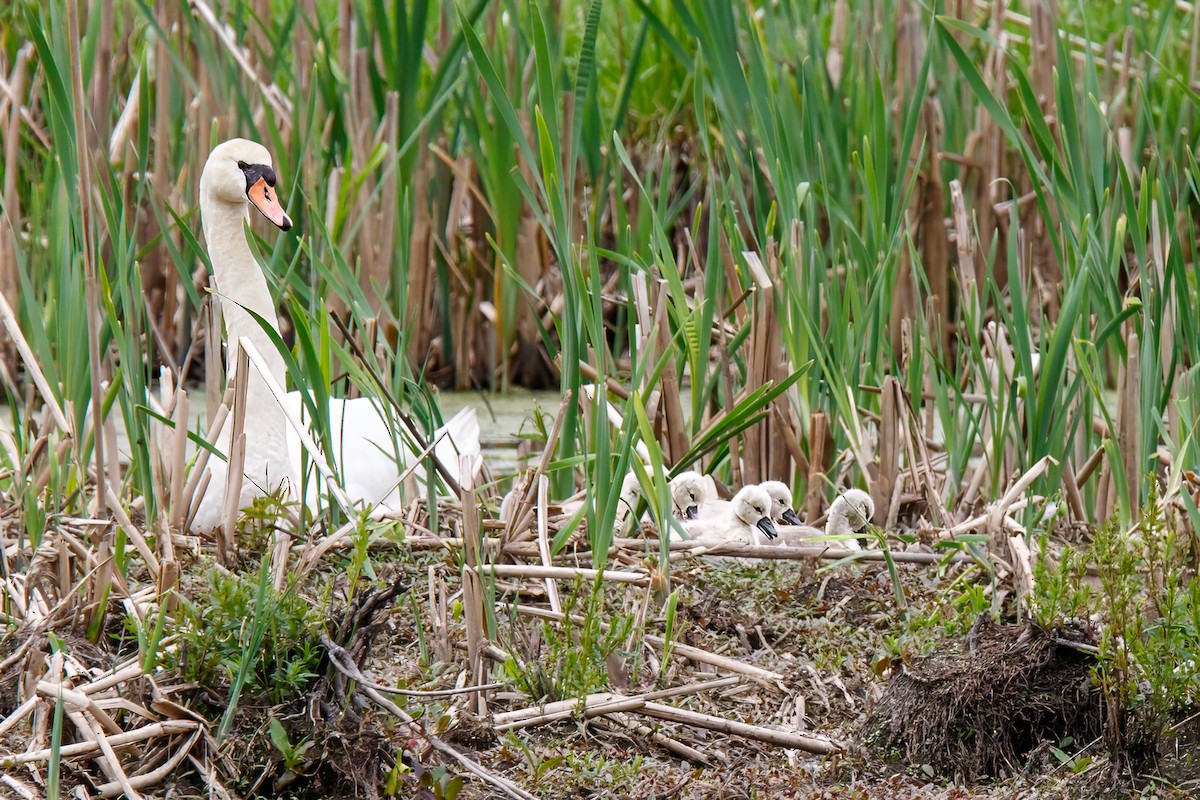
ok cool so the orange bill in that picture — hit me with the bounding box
[248,178,292,230]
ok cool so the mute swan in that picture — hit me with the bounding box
[669,471,711,520]
[758,480,804,526]
[682,485,778,547]
[190,138,480,531]
[774,489,875,549]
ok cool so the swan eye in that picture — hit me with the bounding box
[238,160,278,191]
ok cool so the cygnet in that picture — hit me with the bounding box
[669,471,711,519]
[682,485,778,547]
[758,480,804,525]
[774,488,875,549]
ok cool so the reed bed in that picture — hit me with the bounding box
[2,0,1200,796]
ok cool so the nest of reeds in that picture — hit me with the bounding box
[865,618,1104,782]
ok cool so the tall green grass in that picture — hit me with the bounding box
[1,0,1196,526]
[4,3,1200,781]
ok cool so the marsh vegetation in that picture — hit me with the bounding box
[2,0,1200,797]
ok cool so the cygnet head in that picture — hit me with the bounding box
[200,138,292,231]
[759,480,803,525]
[732,485,777,541]
[670,471,708,520]
[829,489,875,534]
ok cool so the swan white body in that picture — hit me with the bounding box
[774,489,875,549]
[682,485,777,547]
[501,472,642,533]
[191,139,479,531]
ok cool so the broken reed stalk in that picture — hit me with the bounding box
[504,390,574,541]
[654,281,689,464]
[472,564,649,586]
[220,347,250,566]
[104,487,161,581]
[874,376,902,527]
[511,605,784,682]
[741,250,790,485]
[534,475,562,613]
[0,722,200,767]
[460,453,488,716]
[804,410,829,521]
[633,701,843,755]
[167,389,189,534]
[587,714,711,765]
[572,357,630,400]
[0,290,72,433]
[0,45,30,374]
[1119,330,1141,516]
[320,635,538,800]
[87,719,143,800]
[492,675,741,730]
[93,730,201,799]
[183,384,234,530]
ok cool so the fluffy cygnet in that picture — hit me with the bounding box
[774,488,875,549]
[499,472,642,531]
[757,480,804,525]
[682,485,778,547]
[669,471,711,519]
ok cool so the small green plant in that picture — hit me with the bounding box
[562,748,644,790]
[1029,484,1200,774]
[174,559,324,720]
[501,733,566,788]
[268,716,315,774]
[1049,737,1093,774]
[658,588,680,685]
[384,753,464,800]
[503,577,632,702]
[819,523,909,619]
[1031,530,1093,629]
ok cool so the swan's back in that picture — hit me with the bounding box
[285,399,482,513]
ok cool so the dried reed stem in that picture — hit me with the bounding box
[493,675,741,731]
[534,475,562,613]
[634,701,842,754]
[460,453,488,716]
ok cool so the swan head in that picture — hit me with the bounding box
[759,480,803,525]
[669,471,708,519]
[829,489,875,534]
[732,485,777,541]
[200,138,292,231]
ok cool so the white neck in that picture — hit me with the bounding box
[201,192,293,493]
[826,503,853,537]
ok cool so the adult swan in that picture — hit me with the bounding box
[190,138,479,531]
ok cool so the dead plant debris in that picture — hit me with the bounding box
[865,618,1104,783]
